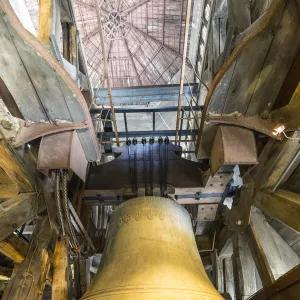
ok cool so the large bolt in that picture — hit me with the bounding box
[1,120,13,130]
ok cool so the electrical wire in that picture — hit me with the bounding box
[283,131,300,140]
[188,58,209,91]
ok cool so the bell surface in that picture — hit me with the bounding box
[82,196,223,299]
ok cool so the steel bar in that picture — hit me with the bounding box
[99,139,196,144]
[98,129,198,138]
[94,0,120,146]
[94,84,198,104]
[175,0,192,144]
[91,105,202,114]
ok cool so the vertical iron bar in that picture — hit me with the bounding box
[175,0,192,144]
[124,112,128,132]
[94,0,120,145]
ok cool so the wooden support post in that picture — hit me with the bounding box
[52,236,69,300]
[0,234,28,263]
[74,256,90,298]
[254,189,300,232]
[38,0,60,44]
[232,232,262,300]
[0,141,33,193]
[248,208,300,280]
[0,193,46,241]
[2,215,53,300]
[211,250,224,293]
[224,257,235,300]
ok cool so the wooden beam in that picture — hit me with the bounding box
[232,232,262,300]
[38,0,53,44]
[0,141,33,193]
[249,208,300,280]
[2,215,53,300]
[0,234,28,263]
[246,222,275,286]
[0,193,45,241]
[249,265,300,300]
[0,267,13,281]
[254,189,300,232]
[52,236,69,300]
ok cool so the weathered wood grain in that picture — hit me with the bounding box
[52,236,69,300]
[2,215,52,300]
[0,234,28,263]
[250,208,300,280]
[0,141,33,193]
[0,193,46,241]
[247,0,300,115]
[0,13,47,121]
[254,189,300,232]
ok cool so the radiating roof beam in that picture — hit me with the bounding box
[123,0,151,15]
[125,22,193,69]
[123,38,142,85]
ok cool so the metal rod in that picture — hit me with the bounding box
[175,0,192,145]
[99,139,196,144]
[98,129,198,138]
[91,105,202,114]
[94,0,120,146]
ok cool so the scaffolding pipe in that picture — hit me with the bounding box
[94,0,120,146]
[175,0,192,145]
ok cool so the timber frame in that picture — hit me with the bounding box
[0,0,300,299]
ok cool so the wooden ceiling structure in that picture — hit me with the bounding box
[0,0,300,299]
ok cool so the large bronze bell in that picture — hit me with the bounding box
[82,197,223,299]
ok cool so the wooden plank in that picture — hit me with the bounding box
[0,141,33,193]
[38,0,52,44]
[0,2,100,162]
[247,0,300,115]
[251,131,300,190]
[209,0,251,113]
[52,236,69,300]
[222,0,287,115]
[0,13,47,121]
[211,250,224,293]
[249,265,300,300]
[0,193,45,241]
[0,234,28,263]
[224,257,235,300]
[0,183,18,199]
[232,232,261,300]
[246,221,275,286]
[4,19,73,122]
[2,215,52,300]
[250,208,300,280]
[254,189,300,232]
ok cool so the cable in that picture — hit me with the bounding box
[188,59,209,91]
[55,170,65,236]
[283,131,300,140]
[62,170,79,250]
